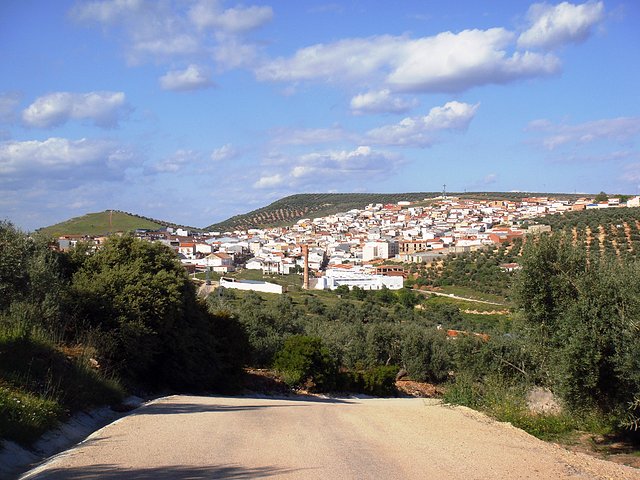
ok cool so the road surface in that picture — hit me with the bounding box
[21,395,639,480]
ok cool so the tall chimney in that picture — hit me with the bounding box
[302,244,309,290]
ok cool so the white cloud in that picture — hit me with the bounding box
[212,37,262,70]
[528,116,640,150]
[386,29,560,93]
[366,101,479,147]
[159,64,215,91]
[22,91,129,128]
[188,1,273,33]
[350,89,417,115]
[132,35,200,60]
[211,144,238,162]
[253,146,402,190]
[72,0,271,68]
[0,137,137,188]
[253,173,284,189]
[151,149,200,173]
[256,35,402,83]
[256,29,560,93]
[518,1,605,50]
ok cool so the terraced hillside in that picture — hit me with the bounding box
[537,207,640,261]
[38,210,198,237]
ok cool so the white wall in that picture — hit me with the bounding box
[315,269,403,290]
[219,277,283,294]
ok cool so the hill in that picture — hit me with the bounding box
[206,192,584,232]
[38,210,195,237]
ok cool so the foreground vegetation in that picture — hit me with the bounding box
[3,215,640,450]
[0,222,246,446]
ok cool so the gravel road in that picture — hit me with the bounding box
[20,395,640,480]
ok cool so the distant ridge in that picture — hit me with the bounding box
[38,210,199,237]
[205,192,584,232]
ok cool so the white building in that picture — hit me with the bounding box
[195,252,235,273]
[314,268,403,291]
[627,196,640,208]
[219,277,283,294]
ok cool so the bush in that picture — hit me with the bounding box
[361,365,399,396]
[336,365,399,397]
[400,325,450,382]
[273,336,337,391]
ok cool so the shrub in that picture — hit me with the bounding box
[400,325,450,382]
[336,365,399,396]
[273,336,337,391]
[361,365,399,396]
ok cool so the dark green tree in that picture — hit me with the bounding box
[71,235,247,389]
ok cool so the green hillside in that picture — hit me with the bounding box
[206,192,585,232]
[205,193,438,231]
[39,210,164,237]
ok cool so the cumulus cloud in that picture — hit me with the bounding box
[518,1,605,50]
[256,29,560,93]
[159,64,215,91]
[253,173,284,189]
[72,0,272,68]
[0,137,137,188]
[350,89,417,115]
[211,144,238,162]
[366,101,479,147]
[256,35,402,84]
[22,91,129,128]
[528,116,640,150]
[253,146,402,190]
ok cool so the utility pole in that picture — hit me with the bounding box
[442,184,446,200]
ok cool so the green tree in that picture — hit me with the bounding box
[400,325,450,382]
[273,335,337,391]
[595,191,608,203]
[71,235,246,389]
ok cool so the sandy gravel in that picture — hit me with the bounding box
[20,395,640,480]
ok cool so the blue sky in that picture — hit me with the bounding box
[1,0,639,230]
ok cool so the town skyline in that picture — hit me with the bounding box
[1,0,639,231]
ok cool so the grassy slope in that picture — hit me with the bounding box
[0,330,124,445]
[39,211,164,237]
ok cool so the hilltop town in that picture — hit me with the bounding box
[53,193,640,293]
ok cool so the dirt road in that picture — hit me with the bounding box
[21,395,639,480]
